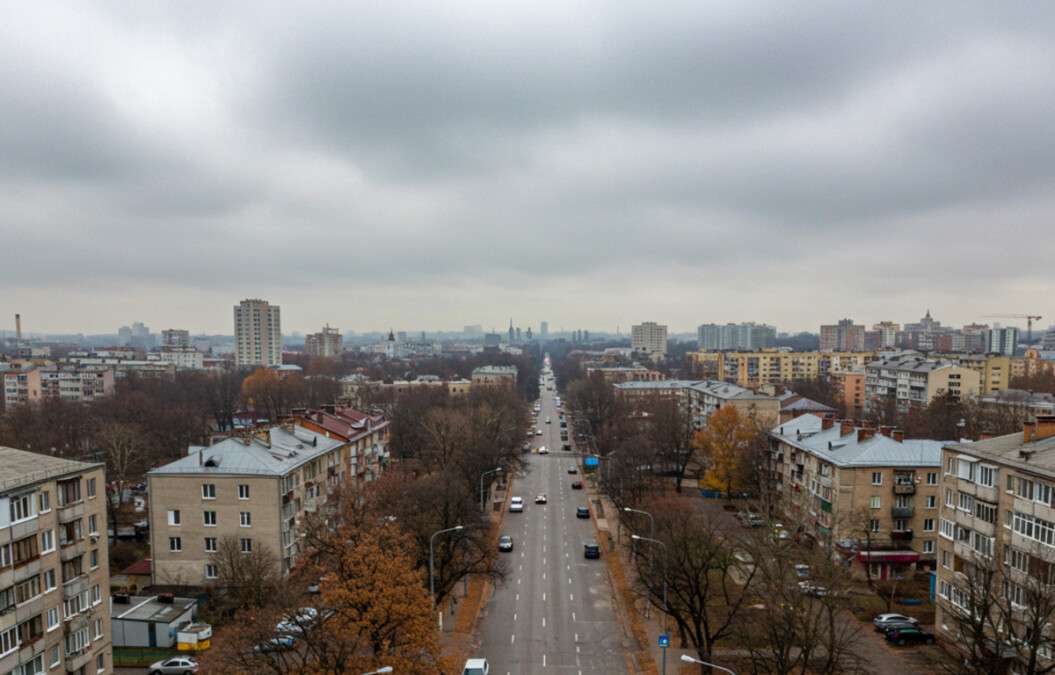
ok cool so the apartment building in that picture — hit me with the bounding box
[864,355,981,413]
[934,417,1055,671]
[696,323,775,351]
[1011,348,1055,380]
[153,348,204,371]
[768,415,945,579]
[291,405,390,484]
[304,325,342,358]
[987,326,1019,357]
[160,330,190,348]
[234,299,282,368]
[933,353,1010,394]
[820,319,866,352]
[831,369,866,418]
[686,350,877,389]
[470,365,518,389]
[148,425,351,586]
[582,366,663,383]
[3,366,116,408]
[338,375,471,405]
[1,368,42,408]
[614,380,780,428]
[0,448,112,675]
[631,322,668,359]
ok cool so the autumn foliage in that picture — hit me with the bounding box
[694,405,761,495]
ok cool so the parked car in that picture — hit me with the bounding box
[738,512,765,528]
[275,607,330,635]
[797,581,829,597]
[793,564,810,579]
[254,635,296,653]
[885,627,935,645]
[873,613,920,631]
[877,620,920,635]
[538,446,549,454]
[567,466,578,474]
[149,656,199,674]
[546,417,552,424]
[584,541,601,559]
[510,497,524,513]
[498,535,514,552]
[571,480,583,489]
[576,506,590,519]
[463,657,491,675]
[535,494,548,504]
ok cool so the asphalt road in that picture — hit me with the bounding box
[477,364,627,674]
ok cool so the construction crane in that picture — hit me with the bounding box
[983,314,1043,343]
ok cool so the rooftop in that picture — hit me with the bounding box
[114,595,197,624]
[770,414,946,468]
[867,355,956,373]
[148,425,344,477]
[0,447,103,495]
[947,422,1055,479]
[614,379,704,390]
[782,396,836,413]
[472,365,519,375]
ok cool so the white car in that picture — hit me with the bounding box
[535,494,548,504]
[535,429,543,436]
[873,613,920,630]
[148,656,198,674]
[545,417,552,424]
[463,657,490,675]
[509,497,524,513]
[275,607,330,635]
[538,446,549,454]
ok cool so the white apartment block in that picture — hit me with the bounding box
[631,322,668,359]
[153,348,204,370]
[865,355,981,413]
[234,299,282,368]
[304,325,342,358]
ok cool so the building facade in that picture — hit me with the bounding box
[160,330,191,349]
[686,350,877,389]
[987,327,1019,357]
[864,355,982,413]
[154,348,204,371]
[696,323,776,351]
[831,369,866,418]
[768,415,945,579]
[0,448,112,675]
[820,319,866,352]
[470,366,518,389]
[304,325,342,358]
[234,299,282,368]
[631,322,668,359]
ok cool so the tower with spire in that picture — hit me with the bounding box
[508,319,515,345]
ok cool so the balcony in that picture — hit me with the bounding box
[57,502,84,523]
[60,540,86,562]
[893,483,916,495]
[9,517,39,541]
[65,644,95,673]
[891,529,913,541]
[62,575,88,599]
[12,559,40,585]
[891,506,914,518]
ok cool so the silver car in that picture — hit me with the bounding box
[148,656,198,674]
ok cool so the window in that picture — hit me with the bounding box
[15,575,41,604]
[91,584,100,605]
[0,625,18,657]
[10,493,35,523]
[945,489,955,507]
[1019,478,1036,501]
[96,653,105,673]
[871,472,882,486]
[49,645,59,668]
[93,618,102,639]
[868,519,880,533]
[205,564,218,579]
[86,478,96,498]
[238,484,250,500]
[927,472,938,485]
[923,540,935,554]
[203,511,217,527]
[939,518,955,540]
[202,483,216,500]
[169,537,182,552]
[88,514,97,535]
[894,518,908,531]
[57,479,81,507]
[167,509,181,526]
[0,588,12,613]
[38,491,50,513]
[1013,512,1055,547]
[40,530,54,554]
[870,496,881,509]
[46,608,59,632]
[204,537,217,553]
[43,569,55,592]
[941,550,951,569]
[923,518,935,531]
[946,457,957,475]
[956,525,971,543]
[1038,482,1055,507]
[959,492,975,513]
[926,495,936,509]
[977,465,996,488]
[240,538,253,553]
[0,544,10,568]
[1008,474,1016,493]
[973,532,993,557]
[957,458,975,482]
[1008,548,1029,573]
[240,512,252,527]
[65,627,89,656]
[12,535,39,565]
[59,519,82,546]
[975,501,997,525]
[90,549,98,569]
[11,654,42,675]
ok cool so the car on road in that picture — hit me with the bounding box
[535,429,543,436]
[567,466,578,474]
[738,511,765,528]
[584,541,601,559]
[498,535,514,552]
[797,581,829,597]
[509,497,524,513]
[535,494,548,504]
[571,480,583,489]
[254,635,296,653]
[562,443,572,451]
[463,657,491,675]
[545,417,551,424]
[576,505,590,519]
[885,626,935,645]
[538,446,549,454]
[873,613,920,631]
[148,656,199,674]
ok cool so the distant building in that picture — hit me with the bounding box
[540,321,549,339]
[471,365,518,389]
[3,365,116,407]
[870,322,900,349]
[155,347,205,370]
[584,365,663,383]
[305,325,342,358]
[831,369,866,418]
[234,299,282,368]
[697,322,776,351]
[483,333,502,349]
[631,322,668,359]
[1044,327,1055,351]
[614,379,781,428]
[339,375,471,404]
[463,325,483,337]
[1010,348,1055,379]
[864,355,981,413]
[687,350,877,389]
[819,319,865,352]
[931,353,1010,394]
[161,329,191,348]
[980,389,1055,416]
[986,326,1019,357]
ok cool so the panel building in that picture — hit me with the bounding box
[864,355,981,413]
[696,323,776,351]
[631,322,668,359]
[304,325,342,358]
[234,299,282,368]
[0,448,112,674]
[819,319,866,352]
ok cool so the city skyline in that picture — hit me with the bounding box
[2,3,1054,333]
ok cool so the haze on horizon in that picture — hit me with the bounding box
[2,2,1053,336]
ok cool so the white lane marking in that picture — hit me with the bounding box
[576,646,581,654]
[543,572,546,580]
[511,634,515,644]
[518,578,521,585]
[567,564,571,571]
[516,593,519,601]
[574,633,578,642]
[542,616,546,628]
[514,612,518,621]
[570,593,574,601]
[543,653,547,668]
[542,592,546,601]
[568,577,572,584]
[572,611,576,620]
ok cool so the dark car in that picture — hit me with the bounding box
[877,621,919,635]
[584,542,601,559]
[885,627,935,646]
[576,506,590,519]
[498,535,514,552]
[571,480,583,490]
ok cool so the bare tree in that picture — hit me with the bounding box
[96,422,142,506]
[208,536,286,617]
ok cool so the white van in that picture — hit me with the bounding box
[463,657,490,675]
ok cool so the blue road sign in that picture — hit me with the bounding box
[658,633,670,648]
[584,456,600,467]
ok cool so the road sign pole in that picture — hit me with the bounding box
[661,644,667,675]
[659,633,669,675]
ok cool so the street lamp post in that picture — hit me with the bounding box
[430,525,464,630]
[624,507,655,616]
[680,654,737,675]
[632,534,669,675]
[479,467,503,513]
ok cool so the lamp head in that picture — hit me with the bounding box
[631,534,642,541]
[681,655,697,663]
[454,525,465,531]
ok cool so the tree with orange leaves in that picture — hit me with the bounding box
[694,405,762,496]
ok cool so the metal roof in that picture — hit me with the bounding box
[769,414,945,468]
[148,425,344,477]
[0,448,102,494]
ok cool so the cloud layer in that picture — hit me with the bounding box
[2,1,1053,334]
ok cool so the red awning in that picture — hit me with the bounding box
[855,551,920,564]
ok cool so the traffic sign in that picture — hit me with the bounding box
[584,456,599,467]
[658,633,670,648]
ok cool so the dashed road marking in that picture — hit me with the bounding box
[511,634,515,644]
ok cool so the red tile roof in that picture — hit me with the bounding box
[121,558,152,576]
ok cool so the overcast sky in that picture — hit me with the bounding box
[2,2,1053,336]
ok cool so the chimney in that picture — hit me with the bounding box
[1024,416,1055,444]
[879,425,894,437]
[198,449,203,466]
[821,417,834,431]
[14,314,21,341]
[857,428,875,443]
[892,429,905,443]
[840,420,854,437]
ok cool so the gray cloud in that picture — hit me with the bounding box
[1,1,1053,333]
